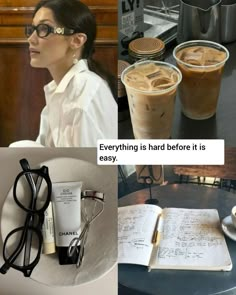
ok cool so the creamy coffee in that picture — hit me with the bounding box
[174,43,229,120]
[122,62,182,139]
[124,63,179,92]
[176,46,226,66]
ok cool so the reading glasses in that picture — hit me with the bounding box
[25,24,75,38]
[0,159,52,277]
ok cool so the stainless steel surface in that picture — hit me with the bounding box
[221,0,236,43]
[143,1,179,44]
[177,0,221,43]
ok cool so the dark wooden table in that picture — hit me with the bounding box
[118,41,236,146]
[118,184,236,295]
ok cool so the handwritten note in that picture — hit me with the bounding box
[118,205,232,271]
[152,208,232,270]
[118,204,162,266]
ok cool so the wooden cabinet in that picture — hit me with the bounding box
[0,0,117,146]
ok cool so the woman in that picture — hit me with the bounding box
[22,0,117,147]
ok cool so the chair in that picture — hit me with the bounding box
[136,165,164,184]
[173,147,236,192]
[118,165,128,186]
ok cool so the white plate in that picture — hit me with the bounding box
[221,215,236,241]
[1,157,117,287]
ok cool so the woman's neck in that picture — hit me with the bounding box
[48,61,75,85]
[48,51,82,84]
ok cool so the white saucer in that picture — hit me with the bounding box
[221,215,236,241]
[1,157,117,287]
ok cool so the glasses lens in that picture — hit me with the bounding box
[4,227,41,269]
[14,172,49,212]
[37,24,51,37]
[25,25,34,37]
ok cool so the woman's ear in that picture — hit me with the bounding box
[70,33,87,50]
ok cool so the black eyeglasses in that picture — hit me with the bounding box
[0,159,52,277]
[25,24,75,38]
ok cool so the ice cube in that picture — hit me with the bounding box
[137,63,158,76]
[133,81,150,91]
[178,46,204,66]
[151,77,175,90]
[204,48,226,66]
[125,70,144,82]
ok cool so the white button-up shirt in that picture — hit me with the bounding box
[36,59,117,147]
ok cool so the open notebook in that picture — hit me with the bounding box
[118,204,232,271]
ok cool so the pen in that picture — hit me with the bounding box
[152,214,163,245]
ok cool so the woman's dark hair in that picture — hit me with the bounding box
[34,0,116,99]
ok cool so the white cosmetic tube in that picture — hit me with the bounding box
[42,202,56,254]
[51,181,82,264]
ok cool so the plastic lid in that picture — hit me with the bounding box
[129,37,165,56]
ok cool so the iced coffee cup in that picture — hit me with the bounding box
[173,40,229,120]
[121,60,182,139]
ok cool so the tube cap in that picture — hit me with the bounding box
[43,243,56,255]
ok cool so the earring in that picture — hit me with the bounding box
[73,54,78,65]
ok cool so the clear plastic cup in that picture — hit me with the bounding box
[121,60,182,139]
[173,40,229,120]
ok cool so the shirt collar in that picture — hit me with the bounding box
[45,59,89,94]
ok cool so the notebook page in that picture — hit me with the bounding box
[152,208,232,270]
[118,204,162,266]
